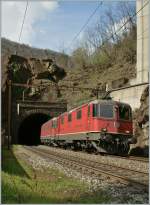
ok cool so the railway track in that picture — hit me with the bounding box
[42,146,149,163]
[100,154,149,163]
[24,146,149,192]
[127,156,149,162]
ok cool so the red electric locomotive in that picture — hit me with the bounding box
[40,99,136,155]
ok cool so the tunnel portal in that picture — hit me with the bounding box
[18,113,50,145]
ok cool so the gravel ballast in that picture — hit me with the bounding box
[39,145,148,173]
[20,146,149,204]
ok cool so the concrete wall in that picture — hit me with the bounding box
[110,0,149,110]
[110,84,148,110]
[136,0,149,84]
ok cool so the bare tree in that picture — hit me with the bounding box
[117,2,136,30]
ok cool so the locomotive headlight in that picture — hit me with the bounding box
[101,128,107,132]
[125,130,130,134]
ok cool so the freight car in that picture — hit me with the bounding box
[40,99,136,155]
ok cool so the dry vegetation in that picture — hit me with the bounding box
[1,2,137,108]
[58,2,137,107]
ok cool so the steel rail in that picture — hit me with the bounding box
[66,149,149,163]
[127,156,149,162]
[105,155,149,163]
[31,147,148,174]
[24,146,148,192]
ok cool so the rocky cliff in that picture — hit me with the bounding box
[131,86,149,156]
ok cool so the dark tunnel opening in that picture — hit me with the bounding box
[18,113,50,145]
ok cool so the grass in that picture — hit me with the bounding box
[2,145,113,204]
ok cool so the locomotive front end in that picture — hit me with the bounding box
[92,100,136,155]
[115,103,137,143]
[110,102,137,154]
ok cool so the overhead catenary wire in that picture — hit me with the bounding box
[101,0,149,46]
[18,0,29,43]
[67,0,149,52]
[13,1,149,92]
[66,1,103,51]
[11,82,104,91]
[56,1,149,94]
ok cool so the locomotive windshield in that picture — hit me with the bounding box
[93,103,114,118]
[119,105,132,121]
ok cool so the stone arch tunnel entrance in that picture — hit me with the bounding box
[11,101,67,144]
[18,113,50,145]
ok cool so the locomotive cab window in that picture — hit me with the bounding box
[68,113,72,122]
[93,103,114,118]
[93,104,98,117]
[77,110,82,119]
[100,104,113,118]
[119,105,131,120]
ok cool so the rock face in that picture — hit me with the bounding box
[1,53,67,142]
[111,77,129,89]
[3,54,66,100]
[131,86,149,156]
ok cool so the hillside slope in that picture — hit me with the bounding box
[58,28,137,108]
[2,38,70,73]
[1,34,136,108]
[2,36,148,154]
